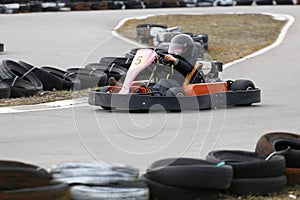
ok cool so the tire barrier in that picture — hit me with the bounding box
[70,181,149,200]
[0,160,51,190]
[0,60,40,98]
[141,157,233,200]
[1,60,43,91]
[99,57,133,70]
[40,66,81,90]
[49,161,147,200]
[0,160,70,200]
[85,63,127,82]
[146,158,233,189]
[140,175,219,200]
[19,61,97,91]
[0,81,11,98]
[228,175,287,196]
[255,132,300,186]
[0,77,38,98]
[206,150,287,195]
[66,68,107,89]
[0,181,70,200]
[0,57,129,99]
[49,161,139,185]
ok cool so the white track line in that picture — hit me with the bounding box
[0,98,87,114]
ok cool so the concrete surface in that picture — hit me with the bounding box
[0,6,299,171]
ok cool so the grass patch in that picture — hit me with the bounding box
[220,186,300,200]
[115,13,286,63]
[0,89,88,107]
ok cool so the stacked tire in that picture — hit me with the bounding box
[85,62,127,83]
[141,158,233,200]
[49,161,149,200]
[255,132,300,186]
[0,43,4,53]
[0,60,42,98]
[0,59,109,97]
[206,150,287,196]
[0,160,70,200]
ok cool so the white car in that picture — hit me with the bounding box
[214,0,234,5]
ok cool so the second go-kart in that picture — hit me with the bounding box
[88,49,261,112]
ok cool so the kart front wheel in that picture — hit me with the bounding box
[229,79,255,91]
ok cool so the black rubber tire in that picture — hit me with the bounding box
[255,132,300,167]
[0,81,11,98]
[70,181,149,200]
[124,48,140,59]
[0,160,47,169]
[146,158,233,189]
[165,87,186,97]
[229,79,255,91]
[99,57,132,70]
[0,181,70,200]
[0,160,50,190]
[255,132,300,186]
[66,68,107,89]
[40,66,81,90]
[85,63,127,81]
[2,60,43,91]
[185,33,209,43]
[1,77,38,98]
[140,175,219,200]
[18,61,70,91]
[228,175,287,196]
[0,43,4,52]
[206,150,286,178]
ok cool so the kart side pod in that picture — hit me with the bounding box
[184,82,228,96]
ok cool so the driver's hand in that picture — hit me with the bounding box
[164,54,177,62]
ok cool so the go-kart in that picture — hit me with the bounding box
[88,49,261,112]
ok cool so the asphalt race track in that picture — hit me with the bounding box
[0,6,300,171]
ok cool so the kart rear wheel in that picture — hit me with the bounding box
[165,87,186,97]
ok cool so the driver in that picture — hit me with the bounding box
[164,33,197,77]
[152,34,197,95]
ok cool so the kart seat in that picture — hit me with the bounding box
[182,61,205,88]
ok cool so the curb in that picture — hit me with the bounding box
[0,97,87,114]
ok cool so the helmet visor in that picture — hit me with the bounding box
[168,43,186,55]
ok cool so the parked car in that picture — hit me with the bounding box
[0,5,6,13]
[41,0,59,11]
[214,0,234,5]
[123,0,143,8]
[0,43,4,53]
[255,0,273,5]
[179,0,197,6]
[196,0,213,6]
[235,0,253,5]
[162,0,179,7]
[3,3,20,13]
[275,0,293,4]
[106,0,124,9]
[28,0,43,12]
[144,0,163,7]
